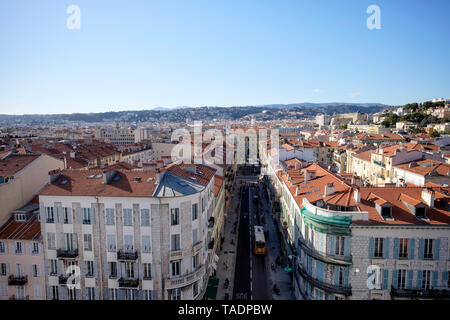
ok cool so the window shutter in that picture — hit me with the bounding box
[29,264,33,277]
[392,270,398,289]
[382,269,388,290]
[45,285,50,300]
[28,242,32,255]
[58,207,63,224]
[442,271,449,286]
[369,237,374,258]
[418,239,424,260]
[91,207,95,225]
[343,268,349,287]
[139,263,144,279]
[393,238,399,259]
[68,208,73,224]
[58,286,64,300]
[417,270,423,288]
[151,264,156,280]
[81,261,86,277]
[334,266,339,286]
[105,288,109,300]
[434,238,440,260]
[152,290,157,300]
[120,263,126,279]
[73,234,78,250]
[408,239,415,260]
[344,237,350,257]
[57,260,63,275]
[407,270,413,289]
[4,242,8,254]
[44,260,48,276]
[93,261,98,278]
[95,288,99,300]
[119,289,125,300]
[432,271,438,288]
[37,264,41,277]
[384,238,390,259]
[104,262,109,278]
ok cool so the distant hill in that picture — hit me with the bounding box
[0,102,392,124]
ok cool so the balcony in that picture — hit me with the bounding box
[9,295,29,300]
[8,275,28,286]
[59,274,69,285]
[46,218,54,223]
[56,248,79,259]
[82,219,92,225]
[170,249,183,259]
[391,286,450,299]
[117,250,138,261]
[208,239,214,250]
[299,239,352,266]
[297,263,351,296]
[165,265,205,290]
[192,241,203,253]
[118,278,140,288]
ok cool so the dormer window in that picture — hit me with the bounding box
[14,213,26,222]
[381,206,392,219]
[415,206,426,219]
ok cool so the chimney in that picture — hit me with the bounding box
[353,187,361,204]
[324,183,335,197]
[48,169,62,184]
[396,178,405,187]
[304,170,311,183]
[102,169,118,184]
[70,151,76,159]
[296,186,300,196]
[421,188,435,208]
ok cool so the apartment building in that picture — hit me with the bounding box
[266,161,450,300]
[38,163,217,300]
[95,126,136,146]
[122,148,154,168]
[0,153,65,226]
[0,203,45,300]
[393,160,450,187]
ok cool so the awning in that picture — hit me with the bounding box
[204,276,219,300]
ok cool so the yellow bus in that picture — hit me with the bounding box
[253,225,267,256]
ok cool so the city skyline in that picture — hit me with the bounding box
[1,0,449,115]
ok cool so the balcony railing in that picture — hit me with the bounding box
[299,239,352,266]
[56,248,79,259]
[165,265,205,290]
[59,274,69,285]
[8,275,28,286]
[297,263,351,296]
[117,250,138,261]
[208,217,215,229]
[391,286,450,299]
[46,218,54,223]
[118,278,140,288]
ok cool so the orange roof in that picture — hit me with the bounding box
[214,175,224,196]
[0,154,40,176]
[0,215,41,240]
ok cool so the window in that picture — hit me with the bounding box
[83,208,92,224]
[422,270,431,289]
[32,242,39,255]
[193,228,198,245]
[192,204,198,221]
[335,236,345,256]
[399,239,408,259]
[192,253,200,270]
[0,241,5,253]
[141,209,150,226]
[171,261,181,277]
[105,208,115,225]
[123,209,133,226]
[107,261,117,278]
[83,234,92,251]
[142,236,151,253]
[171,208,180,225]
[424,239,434,260]
[374,238,384,258]
[68,287,76,300]
[398,270,407,289]
[15,214,26,221]
[63,208,71,224]
[124,235,134,251]
[109,288,118,300]
[34,285,42,299]
[31,264,40,277]
[381,206,391,219]
[143,290,153,300]
[15,263,24,277]
[143,263,152,280]
[171,234,180,251]
[47,233,56,249]
[86,261,94,277]
[107,235,116,252]
[193,281,199,297]
[416,207,426,219]
[0,263,8,276]
[125,289,137,300]
[15,241,23,254]
[87,287,95,300]
[51,285,59,300]
[125,262,134,278]
[171,288,181,300]
[50,259,58,275]
[46,207,54,223]
[0,283,8,297]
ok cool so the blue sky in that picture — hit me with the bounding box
[0,0,449,114]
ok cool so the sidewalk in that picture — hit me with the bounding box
[215,177,242,300]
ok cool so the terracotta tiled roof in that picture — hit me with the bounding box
[214,175,224,196]
[394,159,450,177]
[0,154,40,176]
[353,150,372,162]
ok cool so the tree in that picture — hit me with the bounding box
[341,124,348,130]
[430,130,441,138]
